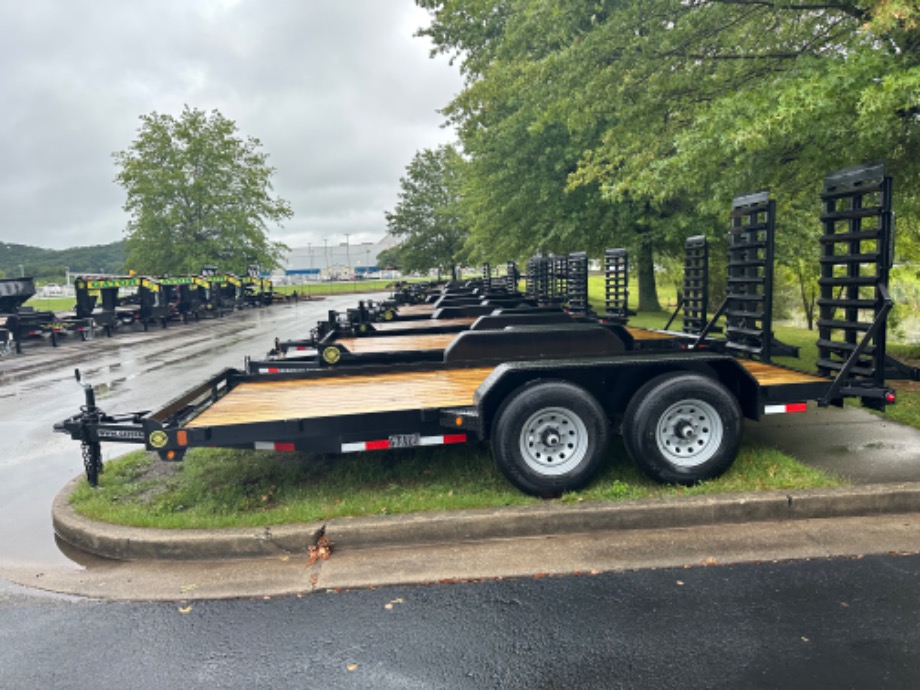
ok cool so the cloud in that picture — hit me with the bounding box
[0,0,460,250]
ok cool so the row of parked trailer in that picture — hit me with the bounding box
[56,164,917,496]
[0,266,287,356]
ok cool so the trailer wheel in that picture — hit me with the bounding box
[623,373,742,485]
[492,381,609,497]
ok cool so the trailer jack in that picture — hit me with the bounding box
[75,369,104,487]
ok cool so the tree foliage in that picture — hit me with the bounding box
[0,241,125,283]
[418,0,920,310]
[385,145,469,280]
[114,106,291,276]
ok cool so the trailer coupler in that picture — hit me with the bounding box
[53,369,150,487]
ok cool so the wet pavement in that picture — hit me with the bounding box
[2,301,920,599]
[0,295,358,571]
[745,404,920,483]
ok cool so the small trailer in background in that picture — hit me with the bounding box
[2,277,93,353]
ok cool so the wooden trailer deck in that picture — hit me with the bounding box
[396,304,437,317]
[185,367,495,428]
[336,333,457,354]
[185,359,826,430]
[738,359,826,385]
[625,327,678,341]
[369,317,476,332]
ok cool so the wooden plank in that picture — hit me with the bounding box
[626,327,678,341]
[739,360,827,385]
[336,333,456,354]
[185,367,494,428]
[371,317,475,332]
[396,304,435,317]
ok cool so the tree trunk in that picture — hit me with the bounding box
[636,234,660,312]
[795,263,816,330]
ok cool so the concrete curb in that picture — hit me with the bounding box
[52,475,920,562]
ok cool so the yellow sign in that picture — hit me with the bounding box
[148,430,169,448]
[322,346,342,365]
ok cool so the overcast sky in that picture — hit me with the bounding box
[0,0,463,251]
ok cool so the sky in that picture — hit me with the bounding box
[0,0,463,251]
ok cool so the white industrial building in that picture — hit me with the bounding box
[279,234,399,281]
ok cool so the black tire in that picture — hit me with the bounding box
[491,380,609,497]
[622,372,742,485]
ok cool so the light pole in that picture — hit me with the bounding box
[323,239,329,270]
[344,233,351,275]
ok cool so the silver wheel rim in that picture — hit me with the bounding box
[655,398,723,468]
[518,406,589,476]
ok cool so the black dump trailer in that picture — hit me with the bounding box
[159,276,206,323]
[54,165,901,495]
[1,277,93,353]
[74,275,171,333]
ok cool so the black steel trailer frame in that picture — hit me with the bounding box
[54,165,903,496]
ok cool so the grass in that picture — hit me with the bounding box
[70,439,840,529]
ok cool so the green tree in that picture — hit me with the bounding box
[419,0,920,313]
[114,106,291,275]
[385,145,469,280]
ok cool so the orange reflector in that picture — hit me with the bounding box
[177,430,188,446]
[455,417,463,427]
[166,450,176,460]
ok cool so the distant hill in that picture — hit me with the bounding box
[0,240,125,283]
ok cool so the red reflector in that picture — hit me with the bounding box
[786,403,808,413]
[268,367,278,374]
[275,442,295,451]
[443,434,467,445]
[366,440,390,451]
[886,392,896,403]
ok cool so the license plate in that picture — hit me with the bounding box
[388,433,420,448]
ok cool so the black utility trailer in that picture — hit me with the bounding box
[53,165,901,496]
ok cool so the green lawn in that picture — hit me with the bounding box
[70,439,839,530]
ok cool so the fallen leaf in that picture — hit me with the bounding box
[676,580,685,586]
[385,597,405,610]
[347,664,359,672]
[801,636,810,643]
[178,605,193,614]
[307,535,334,567]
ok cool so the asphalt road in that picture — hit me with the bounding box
[1,553,916,689]
[0,295,359,571]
